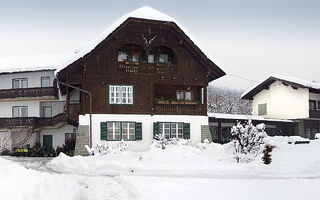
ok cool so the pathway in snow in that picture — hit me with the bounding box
[2,156,136,200]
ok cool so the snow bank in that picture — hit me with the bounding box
[47,136,320,178]
[0,157,84,200]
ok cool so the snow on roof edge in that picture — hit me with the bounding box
[58,6,217,72]
[208,113,293,123]
[241,73,320,99]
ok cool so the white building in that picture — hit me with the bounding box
[0,68,78,152]
[242,74,320,139]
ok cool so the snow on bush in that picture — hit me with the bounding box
[86,139,129,156]
[230,120,267,162]
[152,134,192,149]
[196,139,210,150]
[315,133,320,139]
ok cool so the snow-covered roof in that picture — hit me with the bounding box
[241,74,320,100]
[208,113,293,123]
[59,6,217,71]
[0,53,73,74]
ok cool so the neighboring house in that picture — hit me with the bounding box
[0,69,78,151]
[57,6,225,152]
[208,113,294,143]
[241,74,320,139]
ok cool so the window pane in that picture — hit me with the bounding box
[318,101,320,110]
[41,77,50,87]
[43,106,52,117]
[258,103,267,116]
[148,54,154,63]
[185,92,192,101]
[13,107,19,117]
[132,53,139,62]
[177,91,184,100]
[309,101,316,110]
[159,54,168,63]
[13,79,20,89]
[122,122,128,140]
[21,79,28,88]
[107,122,114,140]
[20,107,28,117]
[118,52,128,62]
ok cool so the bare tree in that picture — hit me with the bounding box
[207,86,252,115]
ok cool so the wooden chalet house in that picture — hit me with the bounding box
[242,74,320,139]
[0,68,78,152]
[57,6,225,152]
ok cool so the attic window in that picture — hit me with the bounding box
[118,52,128,62]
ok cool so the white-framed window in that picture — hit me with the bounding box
[109,85,133,105]
[171,123,183,139]
[12,106,28,117]
[107,122,121,140]
[41,76,50,87]
[43,106,52,117]
[176,90,193,101]
[12,78,28,89]
[148,54,155,63]
[159,122,184,139]
[122,122,135,141]
[118,51,128,62]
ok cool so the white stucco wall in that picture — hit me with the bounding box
[252,81,309,119]
[40,101,65,117]
[0,101,40,117]
[0,70,55,89]
[79,114,208,151]
[40,125,76,148]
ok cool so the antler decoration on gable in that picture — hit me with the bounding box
[142,34,156,46]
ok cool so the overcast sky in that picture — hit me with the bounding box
[0,0,319,90]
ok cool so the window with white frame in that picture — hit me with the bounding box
[43,106,52,117]
[41,76,50,87]
[109,85,133,104]
[159,122,183,139]
[107,122,121,140]
[122,122,135,140]
[12,78,28,89]
[12,106,28,117]
[118,51,128,62]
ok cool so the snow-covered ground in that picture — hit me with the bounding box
[2,136,320,200]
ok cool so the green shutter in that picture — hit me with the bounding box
[153,122,159,138]
[183,123,190,139]
[100,122,107,140]
[135,122,142,140]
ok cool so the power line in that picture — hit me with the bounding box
[226,73,258,83]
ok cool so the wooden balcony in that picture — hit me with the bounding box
[154,103,206,115]
[0,87,58,100]
[0,113,68,128]
[309,110,320,119]
[118,62,174,74]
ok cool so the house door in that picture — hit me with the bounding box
[43,135,53,148]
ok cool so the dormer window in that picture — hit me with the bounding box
[150,46,175,64]
[12,78,28,89]
[148,54,155,63]
[132,52,140,62]
[159,54,169,63]
[117,44,146,63]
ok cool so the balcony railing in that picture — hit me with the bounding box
[309,110,320,118]
[154,104,206,115]
[118,62,174,74]
[0,113,67,128]
[0,87,58,100]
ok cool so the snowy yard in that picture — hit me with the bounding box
[1,136,320,200]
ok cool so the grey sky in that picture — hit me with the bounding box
[0,0,319,89]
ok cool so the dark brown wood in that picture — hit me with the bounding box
[58,18,225,116]
[0,87,58,99]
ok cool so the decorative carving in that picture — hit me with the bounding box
[141,34,156,46]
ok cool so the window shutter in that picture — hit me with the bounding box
[183,123,190,139]
[100,122,107,140]
[135,122,142,140]
[153,122,159,138]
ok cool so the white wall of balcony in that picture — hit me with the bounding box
[0,70,55,90]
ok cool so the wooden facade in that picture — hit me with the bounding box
[58,18,225,118]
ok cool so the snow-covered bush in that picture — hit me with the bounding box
[230,120,267,162]
[315,133,320,139]
[85,139,128,156]
[196,139,210,150]
[152,134,192,149]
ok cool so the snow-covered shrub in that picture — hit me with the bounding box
[230,120,267,162]
[315,133,320,139]
[262,144,275,165]
[153,134,168,149]
[196,139,210,150]
[85,140,129,156]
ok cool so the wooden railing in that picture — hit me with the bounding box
[118,62,174,74]
[0,87,58,99]
[0,113,67,128]
[309,110,320,119]
[154,104,206,115]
